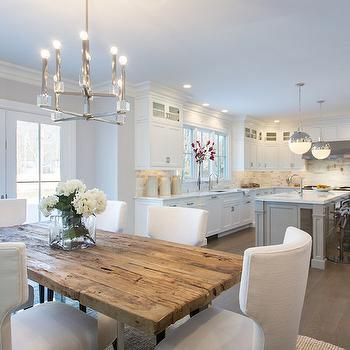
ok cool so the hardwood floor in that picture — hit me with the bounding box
[206,228,350,349]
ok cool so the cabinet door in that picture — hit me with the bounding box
[240,200,253,225]
[245,141,257,169]
[0,110,5,198]
[303,127,321,142]
[256,144,264,169]
[150,124,182,168]
[150,123,168,167]
[222,203,234,231]
[206,196,222,236]
[263,145,278,169]
[166,126,183,168]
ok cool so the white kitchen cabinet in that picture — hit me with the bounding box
[244,141,257,169]
[135,92,184,170]
[336,124,350,141]
[150,123,182,168]
[221,199,241,232]
[263,144,278,169]
[240,198,253,225]
[205,195,222,236]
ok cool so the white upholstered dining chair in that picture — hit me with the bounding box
[156,226,312,350]
[0,199,26,227]
[0,199,34,311]
[0,242,98,350]
[96,200,127,233]
[147,206,208,246]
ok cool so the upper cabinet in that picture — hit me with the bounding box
[135,91,184,170]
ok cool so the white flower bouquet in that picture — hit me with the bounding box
[40,179,107,250]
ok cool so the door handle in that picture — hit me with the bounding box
[0,195,4,199]
[211,195,218,199]
[166,156,171,163]
[231,206,235,212]
[186,202,194,206]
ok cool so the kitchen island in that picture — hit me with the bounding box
[255,190,350,269]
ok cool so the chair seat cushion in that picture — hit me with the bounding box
[12,302,98,350]
[156,307,264,350]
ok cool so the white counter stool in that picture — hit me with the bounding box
[0,242,98,350]
[0,198,35,310]
[156,227,312,350]
[147,206,208,246]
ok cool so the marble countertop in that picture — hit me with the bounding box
[255,190,350,205]
[135,186,296,201]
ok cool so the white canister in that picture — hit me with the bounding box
[171,176,182,195]
[146,176,158,197]
[159,176,171,196]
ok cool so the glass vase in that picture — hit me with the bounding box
[197,162,203,191]
[49,210,96,251]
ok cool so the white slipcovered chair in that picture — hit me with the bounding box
[0,199,26,227]
[147,206,208,246]
[96,200,127,233]
[0,199,34,311]
[0,242,98,350]
[156,226,312,350]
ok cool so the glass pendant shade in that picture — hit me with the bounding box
[311,141,331,159]
[288,130,312,154]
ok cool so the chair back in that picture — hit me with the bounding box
[0,242,28,350]
[147,206,208,246]
[239,226,312,350]
[96,200,127,233]
[0,199,26,227]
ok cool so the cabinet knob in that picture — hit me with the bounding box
[0,195,4,199]
[211,195,218,199]
[187,202,194,206]
[231,206,235,212]
[166,156,170,163]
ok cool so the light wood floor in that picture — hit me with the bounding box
[206,228,350,349]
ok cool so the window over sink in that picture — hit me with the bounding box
[183,126,228,181]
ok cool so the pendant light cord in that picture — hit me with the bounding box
[85,0,89,33]
[318,100,325,141]
[297,83,304,131]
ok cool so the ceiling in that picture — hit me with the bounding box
[1,0,350,120]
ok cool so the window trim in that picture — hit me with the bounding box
[183,125,230,182]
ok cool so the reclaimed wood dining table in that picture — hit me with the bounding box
[1,223,243,349]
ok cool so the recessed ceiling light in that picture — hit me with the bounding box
[202,103,210,107]
[221,109,228,113]
[183,84,192,89]
[274,119,280,123]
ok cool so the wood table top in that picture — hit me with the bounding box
[0,224,243,334]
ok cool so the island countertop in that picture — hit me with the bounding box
[256,190,350,205]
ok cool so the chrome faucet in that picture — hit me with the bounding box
[287,174,303,196]
[209,173,219,191]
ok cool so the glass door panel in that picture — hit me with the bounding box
[6,111,62,223]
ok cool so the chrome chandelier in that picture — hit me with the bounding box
[288,82,312,155]
[37,0,130,125]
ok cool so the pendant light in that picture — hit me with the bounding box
[289,82,312,154]
[311,100,331,159]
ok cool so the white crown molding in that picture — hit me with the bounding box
[0,60,79,91]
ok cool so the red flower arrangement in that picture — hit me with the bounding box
[191,140,216,163]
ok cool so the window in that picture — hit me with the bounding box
[16,121,61,222]
[183,126,228,180]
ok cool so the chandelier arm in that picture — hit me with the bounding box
[59,91,86,97]
[92,117,125,125]
[91,92,117,98]
[92,112,119,118]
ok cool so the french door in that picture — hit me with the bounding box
[1,106,75,223]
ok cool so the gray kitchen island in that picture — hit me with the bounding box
[255,190,350,269]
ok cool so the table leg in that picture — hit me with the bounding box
[39,284,45,303]
[117,322,125,350]
[79,304,87,313]
[156,330,166,344]
[47,288,54,301]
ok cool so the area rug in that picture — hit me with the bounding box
[105,331,345,350]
